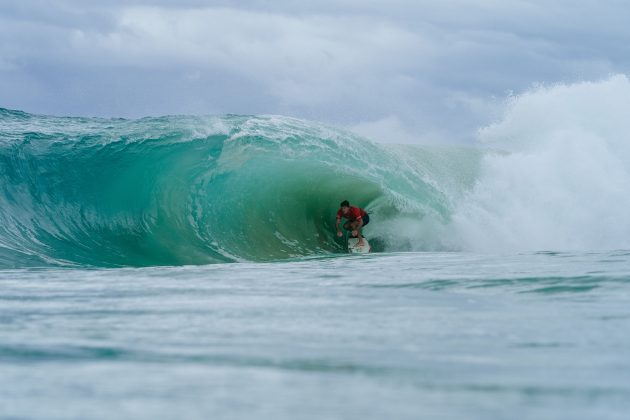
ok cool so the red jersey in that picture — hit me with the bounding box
[336,206,367,221]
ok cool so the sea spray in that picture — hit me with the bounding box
[452,75,630,251]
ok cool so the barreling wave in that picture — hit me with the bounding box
[0,108,479,268]
[8,76,630,268]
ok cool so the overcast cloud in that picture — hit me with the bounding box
[1,0,629,143]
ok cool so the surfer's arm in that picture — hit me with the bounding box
[335,217,341,231]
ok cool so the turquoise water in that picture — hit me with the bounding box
[0,108,481,267]
[2,107,630,419]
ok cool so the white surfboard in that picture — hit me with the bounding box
[347,237,371,253]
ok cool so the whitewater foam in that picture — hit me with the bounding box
[452,75,630,252]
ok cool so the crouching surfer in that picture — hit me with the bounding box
[335,200,370,246]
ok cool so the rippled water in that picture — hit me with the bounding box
[2,251,630,419]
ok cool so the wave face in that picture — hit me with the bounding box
[0,108,478,267]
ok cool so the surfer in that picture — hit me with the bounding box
[335,200,370,246]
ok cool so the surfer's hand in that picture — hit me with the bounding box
[336,231,343,237]
[352,230,358,237]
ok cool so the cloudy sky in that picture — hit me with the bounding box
[1,0,629,143]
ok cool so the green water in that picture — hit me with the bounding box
[0,108,479,267]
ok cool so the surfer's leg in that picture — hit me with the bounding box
[343,221,358,238]
[347,220,364,241]
[356,216,368,245]
[344,221,365,241]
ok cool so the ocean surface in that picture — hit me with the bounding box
[2,94,630,419]
[2,252,630,420]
